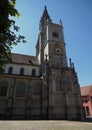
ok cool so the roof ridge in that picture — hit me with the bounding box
[11,53,36,58]
[81,84,92,88]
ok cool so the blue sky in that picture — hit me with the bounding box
[12,0,92,87]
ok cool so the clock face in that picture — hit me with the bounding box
[55,48,62,55]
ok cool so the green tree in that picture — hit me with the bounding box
[0,0,26,73]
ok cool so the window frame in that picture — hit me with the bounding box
[19,68,24,75]
[15,82,26,98]
[0,82,8,97]
[8,66,13,74]
[32,69,36,76]
[55,76,62,91]
[52,31,59,38]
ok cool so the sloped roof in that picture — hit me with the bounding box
[11,53,39,66]
[80,85,92,96]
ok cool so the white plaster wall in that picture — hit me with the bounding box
[44,43,49,60]
[5,64,40,76]
[37,52,41,64]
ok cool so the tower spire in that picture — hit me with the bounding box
[41,6,51,20]
[39,6,52,31]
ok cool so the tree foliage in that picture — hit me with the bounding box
[0,0,26,72]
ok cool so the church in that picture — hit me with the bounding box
[0,6,84,120]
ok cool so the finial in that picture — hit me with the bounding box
[72,62,75,70]
[69,58,75,69]
[69,58,72,67]
[60,19,62,24]
[45,5,47,9]
[60,19,63,26]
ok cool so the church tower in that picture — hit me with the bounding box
[36,6,84,120]
[0,6,84,120]
[36,6,67,67]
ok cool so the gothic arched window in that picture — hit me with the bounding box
[8,66,13,74]
[64,76,72,91]
[32,69,36,76]
[16,82,26,97]
[52,31,58,38]
[0,82,8,96]
[32,82,41,95]
[56,76,62,91]
[19,68,24,75]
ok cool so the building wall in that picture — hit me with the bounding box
[82,94,92,116]
[5,64,40,76]
[89,89,92,116]
[0,68,84,120]
[0,74,42,119]
[80,86,92,117]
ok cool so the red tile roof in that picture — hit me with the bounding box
[80,85,92,96]
[11,53,39,65]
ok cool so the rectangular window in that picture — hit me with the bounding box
[8,67,13,74]
[20,68,24,75]
[86,106,90,116]
[90,96,92,102]
[85,100,88,103]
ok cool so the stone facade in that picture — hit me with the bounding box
[0,6,84,120]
